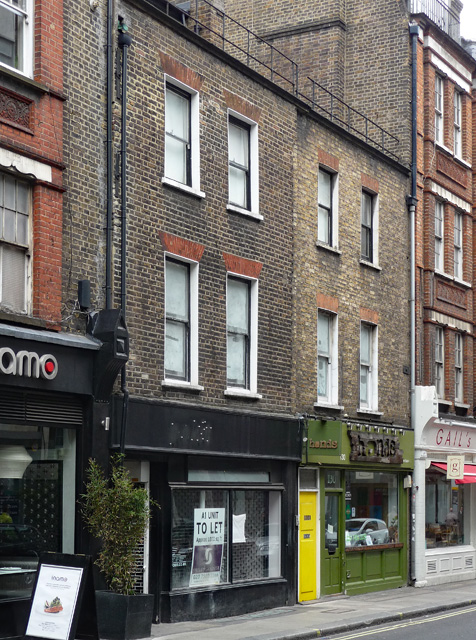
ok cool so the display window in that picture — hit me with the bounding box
[425,468,465,548]
[171,488,281,589]
[344,471,399,546]
[0,426,76,600]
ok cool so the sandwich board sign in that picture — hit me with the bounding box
[24,553,98,640]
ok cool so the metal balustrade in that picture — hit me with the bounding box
[407,0,460,39]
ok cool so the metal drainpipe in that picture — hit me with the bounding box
[106,0,114,310]
[408,21,419,583]
[118,21,132,456]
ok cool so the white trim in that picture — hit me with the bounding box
[317,168,339,251]
[227,109,259,216]
[0,148,52,183]
[161,380,204,392]
[224,388,262,399]
[316,310,338,406]
[430,311,472,334]
[161,176,205,199]
[226,203,263,221]
[427,181,471,213]
[163,253,200,387]
[425,38,473,92]
[359,322,378,412]
[164,75,201,192]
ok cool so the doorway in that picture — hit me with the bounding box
[321,469,343,596]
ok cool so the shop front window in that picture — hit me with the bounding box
[344,471,399,546]
[0,426,76,601]
[171,488,281,589]
[425,468,465,548]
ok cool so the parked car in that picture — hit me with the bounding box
[345,518,389,545]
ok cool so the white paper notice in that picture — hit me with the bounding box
[25,564,83,640]
[232,513,246,543]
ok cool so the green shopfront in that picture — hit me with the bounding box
[299,419,413,600]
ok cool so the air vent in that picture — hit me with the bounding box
[0,389,83,426]
[427,560,437,573]
[465,556,474,568]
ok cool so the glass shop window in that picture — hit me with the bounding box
[425,469,465,548]
[171,488,281,589]
[0,426,76,601]
[344,471,399,547]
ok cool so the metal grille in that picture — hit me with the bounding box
[0,390,83,426]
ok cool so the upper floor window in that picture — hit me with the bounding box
[226,275,258,392]
[0,0,32,76]
[0,172,30,314]
[434,326,444,398]
[454,91,462,158]
[360,323,378,411]
[164,79,201,195]
[227,112,259,218]
[455,332,463,403]
[318,169,338,247]
[435,200,444,272]
[317,310,338,405]
[164,256,199,387]
[435,75,444,145]
[361,191,377,264]
[454,211,462,280]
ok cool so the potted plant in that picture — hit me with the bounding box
[81,454,157,640]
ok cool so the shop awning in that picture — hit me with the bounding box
[431,462,476,484]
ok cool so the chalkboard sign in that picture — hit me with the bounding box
[24,553,98,640]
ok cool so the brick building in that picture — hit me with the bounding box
[0,1,127,635]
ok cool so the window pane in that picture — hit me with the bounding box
[0,6,17,69]
[229,122,248,169]
[4,208,15,242]
[361,193,372,226]
[1,244,26,311]
[360,365,368,405]
[318,314,330,354]
[165,136,187,184]
[318,355,328,398]
[227,279,249,333]
[229,165,247,208]
[16,182,29,214]
[318,170,331,208]
[17,212,28,245]
[171,489,228,589]
[345,471,398,546]
[325,493,339,550]
[4,175,16,210]
[227,333,247,387]
[166,89,189,141]
[165,320,187,379]
[425,470,465,548]
[318,206,330,244]
[232,490,281,581]
[166,261,189,320]
[360,325,370,364]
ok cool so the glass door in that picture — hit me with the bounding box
[321,469,343,595]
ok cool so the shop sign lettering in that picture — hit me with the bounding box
[309,439,338,450]
[349,431,403,464]
[0,347,58,380]
[431,427,472,450]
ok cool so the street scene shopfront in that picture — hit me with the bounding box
[414,387,476,586]
[299,419,413,601]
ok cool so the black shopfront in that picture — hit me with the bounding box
[111,396,302,623]
[0,313,126,639]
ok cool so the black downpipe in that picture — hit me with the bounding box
[410,23,418,202]
[118,21,132,455]
[106,0,114,310]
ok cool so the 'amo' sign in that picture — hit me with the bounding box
[0,347,58,380]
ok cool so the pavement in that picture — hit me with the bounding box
[151,579,476,640]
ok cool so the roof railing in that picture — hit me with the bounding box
[407,0,460,39]
[152,0,401,161]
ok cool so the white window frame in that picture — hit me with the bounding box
[317,310,338,406]
[360,190,379,266]
[454,90,462,158]
[435,75,444,145]
[0,0,33,77]
[162,254,201,390]
[162,76,203,198]
[0,171,31,315]
[454,211,462,281]
[434,326,444,399]
[359,323,378,412]
[317,168,339,249]
[227,109,260,221]
[455,332,463,403]
[434,200,444,272]
[225,273,260,398]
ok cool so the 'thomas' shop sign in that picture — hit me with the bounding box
[0,347,58,380]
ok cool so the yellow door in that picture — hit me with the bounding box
[299,492,317,601]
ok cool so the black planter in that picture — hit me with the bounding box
[95,591,154,640]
